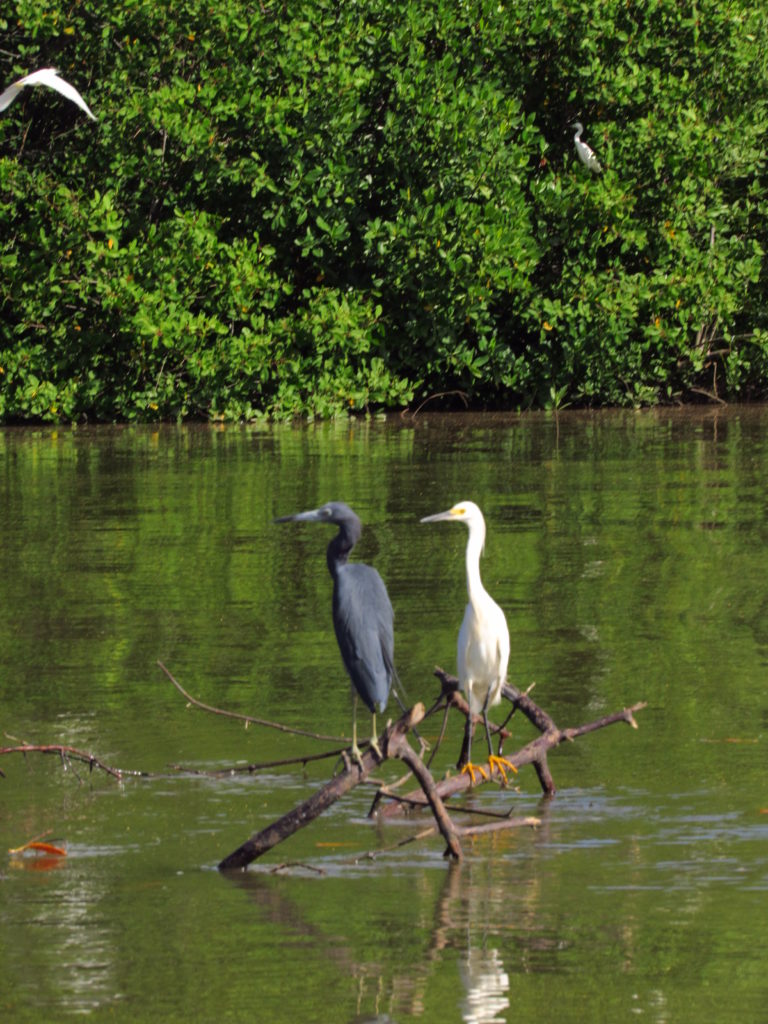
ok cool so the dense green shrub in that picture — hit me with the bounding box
[1,0,768,420]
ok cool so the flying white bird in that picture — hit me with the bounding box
[0,68,96,121]
[573,121,601,173]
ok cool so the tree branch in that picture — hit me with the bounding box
[386,724,463,860]
[0,743,147,781]
[379,670,647,814]
[219,705,429,870]
[157,660,347,743]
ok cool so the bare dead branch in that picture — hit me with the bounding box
[401,389,470,420]
[4,662,645,870]
[457,817,540,837]
[157,660,347,743]
[386,725,463,860]
[372,787,514,820]
[269,861,327,876]
[168,746,351,776]
[379,671,647,814]
[355,825,441,861]
[0,743,147,781]
[562,702,648,739]
[219,705,429,870]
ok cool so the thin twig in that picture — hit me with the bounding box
[562,702,647,739]
[355,825,440,861]
[168,746,350,776]
[373,787,520,820]
[158,660,347,743]
[457,817,540,836]
[401,390,470,420]
[269,861,327,876]
[0,744,146,780]
[426,701,452,770]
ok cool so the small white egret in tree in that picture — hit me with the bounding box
[572,121,602,173]
[0,68,96,121]
[421,501,516,784]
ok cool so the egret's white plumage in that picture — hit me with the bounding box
[0,68,96,121]
[421,501,512,777]
[573,121,602,173]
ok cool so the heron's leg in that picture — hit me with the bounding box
[350,693,365,770]
[369,711,383,760]
[482,704,494,757]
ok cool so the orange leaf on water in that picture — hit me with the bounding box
[8,838,67,856]
[26,842,67,856]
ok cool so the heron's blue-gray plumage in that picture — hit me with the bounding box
[275,500,394,717]
[333,562,394,713]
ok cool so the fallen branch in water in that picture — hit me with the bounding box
[218,704,452,869]
[0,741,147,781]
[377,669,647,816]
[205,657,646,868]
[3,660,645,869]
[218,702,540,869]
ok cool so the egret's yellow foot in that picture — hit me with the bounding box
[350,742,366,771]
[488,754,518,785]
[460,761,489,785]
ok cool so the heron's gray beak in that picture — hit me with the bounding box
[275,508,323,524]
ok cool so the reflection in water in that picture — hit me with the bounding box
[223,840,555,1024]
[55,878,123,1014]
[215,758,737,1024]
[4,870,122,1015]
[459,945,510,1024]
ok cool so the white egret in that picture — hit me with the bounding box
[572,121,602,173]
[0,68,96,121]
[421,501,515,783]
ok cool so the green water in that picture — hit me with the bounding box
[1,411,766,1022]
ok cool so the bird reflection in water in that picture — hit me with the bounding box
[460,945,510,1024]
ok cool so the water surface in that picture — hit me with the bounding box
[1,409,766,1021]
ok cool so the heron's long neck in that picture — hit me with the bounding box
[327,530,353,579]
[465,522,488,606]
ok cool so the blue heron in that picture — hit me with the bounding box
[275,501,395,768]
[421,501,514,783]
[0,68,96,120]
[573,121,602,174]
